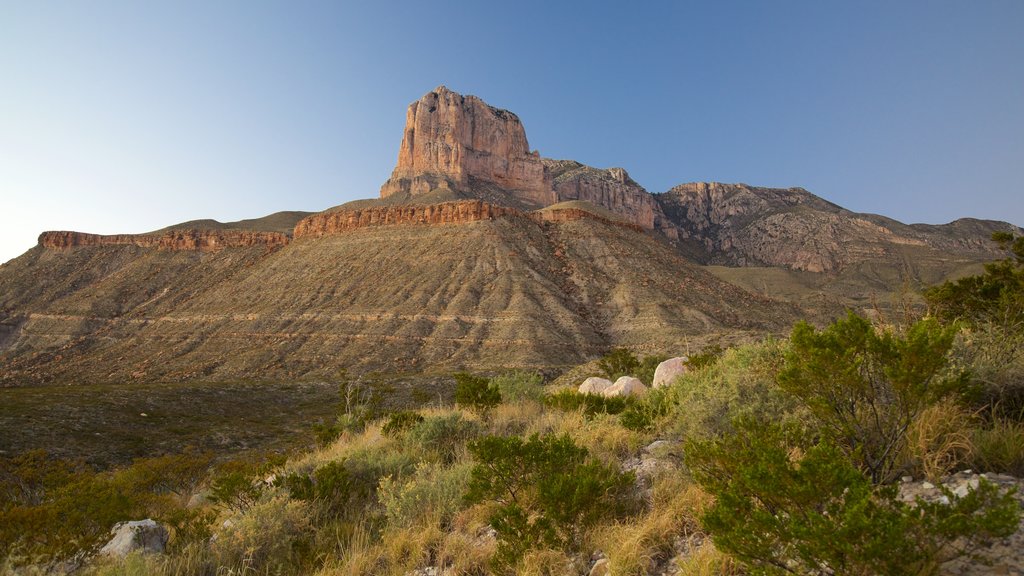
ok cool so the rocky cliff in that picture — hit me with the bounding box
[39,230,290,252]
[379,86,553,207]
[293,201,525,239]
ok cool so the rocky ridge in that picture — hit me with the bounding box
[39,230,291,252]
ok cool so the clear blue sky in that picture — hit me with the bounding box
[2,0,1022,264]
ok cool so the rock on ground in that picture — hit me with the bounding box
[579,376,613,395]
[99,519,168,557]
[652,357,688,389]
[602,376,647,398]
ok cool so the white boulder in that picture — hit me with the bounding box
[652,356,688,389]
[99,519,168,557]
[578,376,613,395]
[602,376,647,398]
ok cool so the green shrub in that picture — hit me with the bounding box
[408,412,481,464]
[668,339,796,440]
[687,418,1019,576]
[924,232,1024,327]
[210,496,312,573]
[684,344,724,371]
[779,312,965,483]
[208,471,262,515]
[543,389,631,417]
[636,354,668,386]
[114,448,214,498]
[465,434,635,569]
[491,370,545,402]
[454,372,502,413]
[597,348,641,381]
[381,411,425,437]
[971,414,1024,476]
[378,461,472,528]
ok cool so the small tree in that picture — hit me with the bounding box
[597,348,641,381]
[778,312,964,483]
[925,232,1024,328]
[454,372,501,413]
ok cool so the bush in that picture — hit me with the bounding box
[971,414,1024,476]
[465,434,635,569]
[408,412,481,464]
[208,470,262,515]
[619,388,673,432]
[667,339,796,440]
[687,418,1020,576]
[378,461,472,528]
[454,372,502,413]
[210,496,312,573]
[381,411,425,437]
[491,371,545,402]
[543,390,631,417]
[779,312,965,483]
[598,348,640,381]
[636,354,668,386]
[924,232,1024,327]
[684,344,724,371]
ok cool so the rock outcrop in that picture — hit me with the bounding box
[379,86,553,207]
[544,160,661,231]
[99,519,168,557]
[39,230,290,252]
[293,200,525,239]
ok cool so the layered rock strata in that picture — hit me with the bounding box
[293,201,524,239]
[39,230,290,252]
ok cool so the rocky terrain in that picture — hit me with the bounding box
[0,85,1019,386]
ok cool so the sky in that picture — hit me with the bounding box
[1,0,1022,264]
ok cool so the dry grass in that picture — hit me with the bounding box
[588,475,713,575]
[971,414,1024,476]
[672,539,741,576]
[901,398,976,481]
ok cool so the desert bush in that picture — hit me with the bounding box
[779,312,965,483]
[208,469,262,515]
[210,495,313,573]
[465,434,635,570]
[543,389,631,417]
[687,418,1019,576]
[685,344,725,371]
[407,412,481,464]
[381,410,425,437]
[619,387,673,432]
[490,370,545,402]
[925,231,1024,328]
[952,322,1024,417]
[378,461,472,528]
[901,398,976,481]
[636,354,668,386]
[454,372,501,414]
[668,339,796,440]
[598,348,641,381]
[114,448,214,500]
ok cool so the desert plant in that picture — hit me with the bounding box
[778,312,965,483]
[971,412,1024,476]
[465,434,635,569]
[407,412,481,464]
[491,370,545,402]
[925,232,1024,328]
[687,418,1019,576]
[378,461,472,528]
[381,410,425,437]
[598,348,641,381]
[543,389,631,417]
[454,372,502,414]
[684,344,725,371]
[636,354,668,386]
[901,398,976,481]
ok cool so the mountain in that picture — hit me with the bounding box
[0,86,1018,386]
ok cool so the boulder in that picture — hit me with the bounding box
[99,519,168,557]
[652,356,688,388]
[602,376,647,398]
[578,376,613,395]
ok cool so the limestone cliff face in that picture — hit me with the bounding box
[39,230,290,251]
[544,160,663,231]
[379,86,553,207]
[293,201,525,239]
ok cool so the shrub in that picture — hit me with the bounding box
[381,411,425,437]
[924,232,1024,327]
[408,412,481,464]
[208,470,262,515]
[668,339,796,440]
[491,370,545,402]
[684,344,724,371]
[779,312,965,483]
[619,388,673,432]
[687,418,1020,576]
[598,348,640,381]
[378,461,472,528]
[210,495,312,573]
[636,354,668,386]
[114,448,214,499]
[465,434,635,569]
[971,413,1024,476]
[543,389,631,417]
[454,372,502,413]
